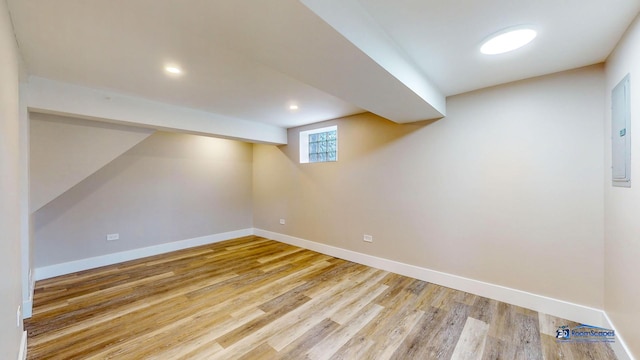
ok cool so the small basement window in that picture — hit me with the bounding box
[299,125,338,164]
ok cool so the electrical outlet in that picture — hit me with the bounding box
[279,219,285,225]
[363,234,373,243]
[106,233,120,241]
[16,306,21,327]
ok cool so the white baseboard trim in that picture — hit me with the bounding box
[22,299,32,319]
[256,228,635,359]
[22,271,35,319]
[34,229,253,281]
[18,330,27,360]
[27,228,633,360]
[253,229,606,326]
[603,312,635,360]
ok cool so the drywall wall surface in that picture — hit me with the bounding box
[254,65,605,309]
[19,84,33,317]
[604,13,640,358]
[34,131,252,266]
[30,112,154,212]
[0,0,25,357]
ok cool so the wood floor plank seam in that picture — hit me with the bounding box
[26,236,617,360]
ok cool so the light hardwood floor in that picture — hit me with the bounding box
[26,236,617,359]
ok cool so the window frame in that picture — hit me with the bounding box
[299,125,338,164]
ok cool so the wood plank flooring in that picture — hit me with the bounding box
[25,236,617,359]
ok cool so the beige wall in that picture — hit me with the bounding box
[604,13,640,358]
[0,0,25,357]
[34,131,253,267]
[254,65,605,309]
[30,113,154,212]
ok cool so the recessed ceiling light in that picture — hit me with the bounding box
[164,65,183,75]
[289,104,299,111]
[480,27,537,55]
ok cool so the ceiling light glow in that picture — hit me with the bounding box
[480,28,537,55]
[164,65,182,75]
[289,104,299,111]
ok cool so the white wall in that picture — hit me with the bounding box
[604,13,640,358]
[254,65,605,309]
[34,131,253,267]
[19,84,33,318]
[0,0,25,357]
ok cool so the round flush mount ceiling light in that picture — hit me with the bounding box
[480,27,537,55]
[164,65,183,75]
[288,104,299,111]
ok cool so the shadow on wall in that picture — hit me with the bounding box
[34,130,253,229]
[279,112,440,164]
[252,112,441,249]
[33,131,254,267]
[33,138,148,229]
[29,113,155,212]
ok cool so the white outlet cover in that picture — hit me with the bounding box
[106,233,120,241]
[279,219,285,225]
[363,235,373,242]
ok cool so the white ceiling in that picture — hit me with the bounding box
[7,0,640,129]
[356,0,640,95]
